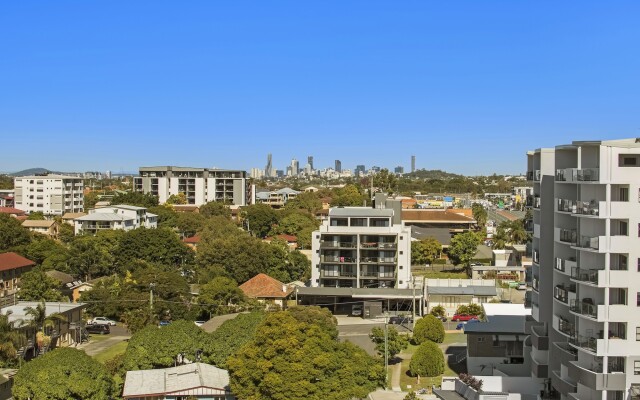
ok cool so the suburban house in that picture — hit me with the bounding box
[0,207,26,218]
[435,376,543,400]
[402,209,477,249]
[255,187,300,208]
[239,273,294,308]
[425,278,498,316]
[45,270,92,302]
[73,205,158,235]
[464,303,532,377]
[173,204,201,213]
[0,252,35,296]
[183,235,201,251]
[0,194,14,208]
[263,234,298,249]
[0,301,87,349]
[61,212,86,225]
[21,220,59,237]
[122,362,235,400]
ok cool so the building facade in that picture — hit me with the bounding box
[14,175,84,216]
[311,207,411,289]
[134,166,249,206]
[73,205,157,235]
[526,138,640,400]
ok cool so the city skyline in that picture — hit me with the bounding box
[2,2,640,175]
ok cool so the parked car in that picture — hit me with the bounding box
[88,317,117,326]
[159,320,171,327]
[389,315,413,325]
[451,313,478,322]
[516,282,527,290]
[85,324,110,335]
[351,305,363,317]
[194,321,206,327]
[435,315,447,322]
[455,318,479,330]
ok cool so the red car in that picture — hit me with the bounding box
[452,313,477,322]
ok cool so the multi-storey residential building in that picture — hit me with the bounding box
[14,175,84,215]
[526,138,640,400]
[73,205,157,235]
[311,207,411,289]
[133,166,249,206]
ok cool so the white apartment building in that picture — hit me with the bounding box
[74,205,157,235]
[133,166,249,206]
[526,138,640,400]
[13,175,84,216]
[311,207,411,289]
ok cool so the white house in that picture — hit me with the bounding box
[73,205,157,235]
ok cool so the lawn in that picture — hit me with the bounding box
[397,332,466,393]
[93,340,128,364]
[413,271,469,279]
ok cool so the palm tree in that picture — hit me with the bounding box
[509,220,530,245]
[23,301,67,332]
[492,227,509,250]
[0,311,26,365]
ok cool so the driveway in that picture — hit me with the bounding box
[76,325,131,357]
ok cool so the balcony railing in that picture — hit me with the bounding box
[360,257,397,263]
[571,267,600,285]
[554,284,576,303]
[559,229,577,245]
[533,196,541,209]
[558,318,575,337]
[557,199,601,216]
[569,335,597,352]
[556,168,600,182]
[321,270,356,278]
[570,299,599,319]
[360,242,397,249]
[322,256,356,263]
[320,241,357,248]
[360,271,395,279]
[576,235,600,251]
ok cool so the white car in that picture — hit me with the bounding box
[89,317,117,326]
[194,321,206,327]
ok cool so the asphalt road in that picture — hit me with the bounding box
[338,322,412,357]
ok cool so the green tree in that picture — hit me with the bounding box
[430,305,446,319]
[244,203,279,238]
[17,269,63,302]
[26,211,45,220]
[0,214,31,252]
[56,219,75,244]
[448,231,481,269]
[0,311,26,367]
[23,301,68,332]
[404,392,418,400]
[276,211,318,237]
[204,312,266,368]
[83,191,100,210]
[67,235,116,280]
[12,348,115,400]
[411,237,441,265]
[227,310,385,400]
[166,192,187,205]
[471,203,488,228]
[373,169,397,194]
[111,191,159,208]
[297,226,315,249]
[123,320,213,371]
[492,225,509,250]
[113,227,194,271]
[331,184,366,207]
[284,191,322,214]
[22,236,67,266]
[412,315,445,344]
[455,303,484,318]
[197,277,246,316]
[200,201,232,219]
[409,341,444,377]
[369,326,409,361]
[174,212,206,237]
[148,205,179,228]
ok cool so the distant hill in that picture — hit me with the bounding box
[9,168,66,177]
[406,169,465,180]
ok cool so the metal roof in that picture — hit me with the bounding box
[75,213,129,222]
[462,315,527,334]
[296,287,420,299]
[329,207,394,217]
[427,286,497,296]
[1,302,86,324]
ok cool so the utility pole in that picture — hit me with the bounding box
[412,276,416,332]
[149,283,155,312]
[384,312,389,388]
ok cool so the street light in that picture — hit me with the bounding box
[384,311,389,388]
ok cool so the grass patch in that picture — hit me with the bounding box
[413,271,468,279]
[93,340,128,364]
[87,334,112,343]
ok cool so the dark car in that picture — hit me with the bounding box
[389,316,413,325]
[85,324,110,335]
[436,315,448,322]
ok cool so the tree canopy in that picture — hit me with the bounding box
[204,312,266,368]
[12,348,115,400]
[370,325,409,361]
[227,307,385,400]
[110,191,159,208]
[411,237,441,265]
[17,269,64,302]
[412,315,445,344]
[409,341,444,378]
[447,231,481,268]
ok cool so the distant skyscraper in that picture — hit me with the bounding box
[290,159,299,176]
[265,153,273,178]
[355,165,366,176]
[276,170,284,178]
[411,155,416,173]
[370,166,381,173]
[335,160,342,173]
[307,156,314,170]
[394,166,404,174]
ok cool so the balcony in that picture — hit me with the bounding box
[569,334,597,353]
[533,196,541,209]
[574,235,603,252]
[555,257,576,275]
[571,267,603,286]
[551,370,577,396]
[557,198,603,217]
[320,241,357,249]
[570,299,599,319]
[321,256,356,263]
[553,315,575,337]
[360,257,397,264]
[532,357,549,378]
[567,360,626,391]
[556,168,600,183]
[532,276,539,292]
[360,271,396,279]
[531,324,549,350]
[360,242,396,249]
[321,269,357,278]
[553,283,576,304]
[553,342,578,366]
[556,228,577,246]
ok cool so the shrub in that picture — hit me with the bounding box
[430,305,446,318]
[459,373,483,391]
[413,315,445,344]
[409,341,444,377]
[455,303,483,317]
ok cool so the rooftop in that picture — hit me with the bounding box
[0,252,35,272]
[402,210,476,223]
[122,363,230,398]
[239,273,293,299]
[297,287,421,299]
[0,207,25,215]
[427,286,497,297]
[61,212,87,220]
[21,220,56,228]
[75,213,129,222]
[329,207,394,218]
[1,302,86,324]
[16,174,82,180]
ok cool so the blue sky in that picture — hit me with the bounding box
[1,2,639,175]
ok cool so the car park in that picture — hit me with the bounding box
[85,324,110,334]
[88,317,117,326]
[351,305,363,317]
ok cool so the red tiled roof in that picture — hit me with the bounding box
[277,234,297,242]
[402,210,476,223]
[0,207,26,215]
[183,235,201,244]
[239,273,294,299]
[0,252,35,272]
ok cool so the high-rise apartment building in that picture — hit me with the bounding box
[307,156,314,171]
[265,153,273,178]
[290,159,299,176]
[14,174,84,215]
[526,138,640,400]
[311,207,411,289]
[411,155,416,173]
[335,160,342,173]
[134,166,248,206]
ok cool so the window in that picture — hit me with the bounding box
[636,327,640,341]
[620,187,629,202]
[635,361,640,375]
[399,251,403,255]
[638,258,640,272]
[621,156,639,166]
[620,221,629,236]
[637,292,640,307]
[477,337,485,342]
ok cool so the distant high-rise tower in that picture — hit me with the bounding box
[291,159,299,176]
[394,166,404,174]
[411,155,416,173]
[335,160,342,173]
[355,165,366,176]
[307,156,314,170]
[265,153,273,178]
